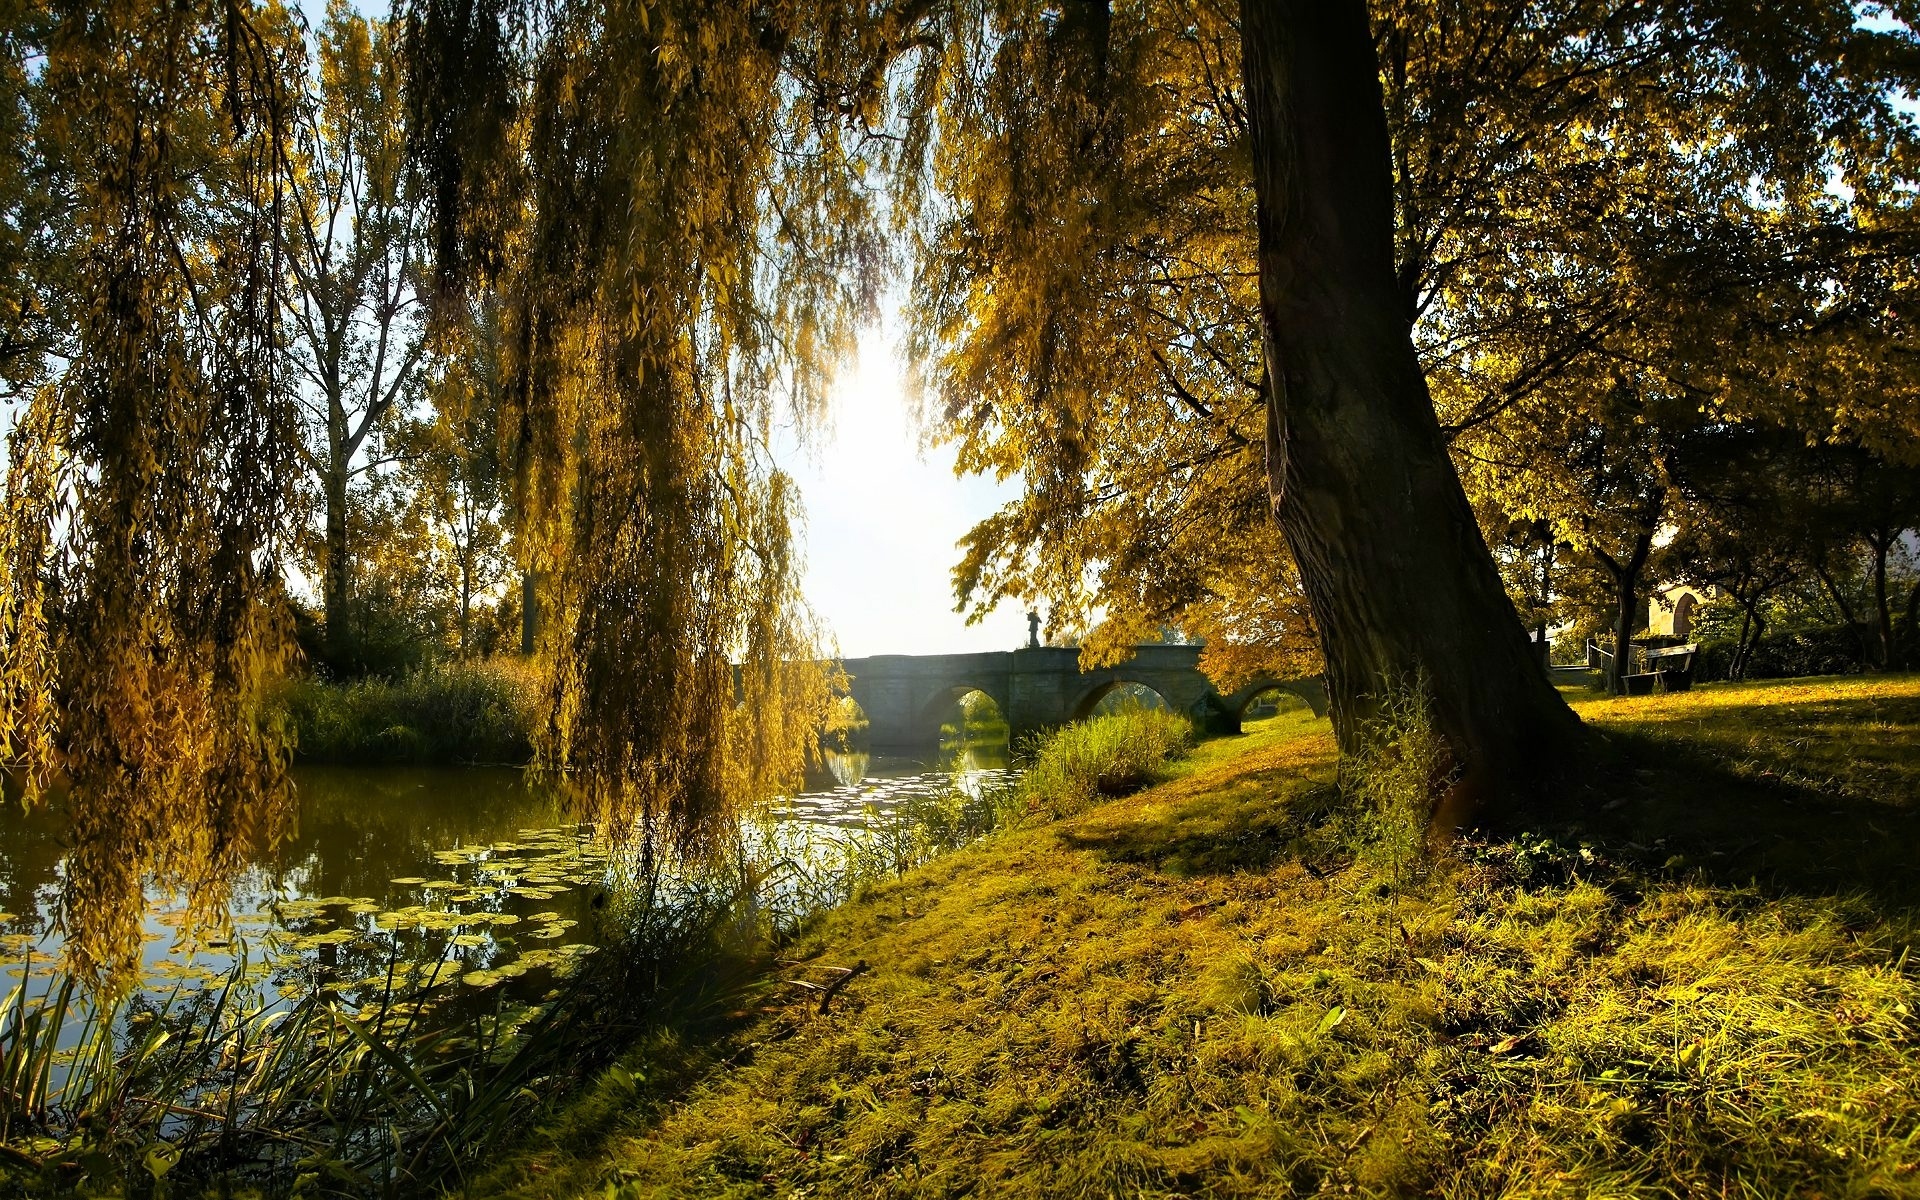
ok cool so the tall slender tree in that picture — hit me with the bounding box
[285,1,428,670]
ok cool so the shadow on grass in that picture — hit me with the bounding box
[1553,726,1920,913]
[1063,687,1920,917]
[1055,737,1347,877]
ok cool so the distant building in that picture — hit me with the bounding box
[1647,583,1711,640]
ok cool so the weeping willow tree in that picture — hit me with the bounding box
[0,0,944,976]
[405,0,942,859]
[0,0,303,979]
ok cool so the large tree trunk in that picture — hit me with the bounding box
[1238,0,1583,823]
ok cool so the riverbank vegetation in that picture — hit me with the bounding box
[5,1,1920,1193]
[473,675,1920,1199]
[7,0,1920,970]
[1011,705,1196,821]
[0,708,1197,1197]
[277,659,539,766]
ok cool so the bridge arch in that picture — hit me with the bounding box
[916,682,1011,744]
[1223,677,1330,720]
[839,644,1324,746]
[1069,678,1174,721]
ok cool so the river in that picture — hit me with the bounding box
[0,740,1013,1004]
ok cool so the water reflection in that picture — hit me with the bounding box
[788,733,1013,830]
[0,738,1016,997]
[0,768,592,999]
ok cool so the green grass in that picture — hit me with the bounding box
[475,677,1920,1199]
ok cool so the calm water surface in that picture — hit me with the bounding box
[0,740,1012,1000]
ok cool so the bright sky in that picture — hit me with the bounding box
[776,325,1030,659]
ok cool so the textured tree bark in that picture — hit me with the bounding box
[322,467,352,668]
[1238,0,1583,821]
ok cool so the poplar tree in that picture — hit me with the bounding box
[284,1,428,670]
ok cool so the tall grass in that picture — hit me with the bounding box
[1009,705,1196,819]
[1339,676,1455,882]
[278,658,537,765]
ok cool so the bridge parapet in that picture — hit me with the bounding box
[839,645,1324,747]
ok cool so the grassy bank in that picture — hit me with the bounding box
[480,675,1920,1198]
[278,659,538,765]
[0,710,1200,1197]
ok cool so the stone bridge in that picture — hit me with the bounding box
[840,644,1326,747]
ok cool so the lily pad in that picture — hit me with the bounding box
[416,962,465,987]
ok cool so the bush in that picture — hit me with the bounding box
[1695,622,1868,681]
[1011,705,1196,819]
[278,657,538,765]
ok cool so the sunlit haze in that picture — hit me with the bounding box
[779,328,1029,659]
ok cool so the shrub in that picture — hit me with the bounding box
[1695,622,1867,681]
[1011,705,1196,819]
[278,657,538,765]
[1340,677,1454,882]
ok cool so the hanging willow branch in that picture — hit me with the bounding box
[406,0,944,861]
[0,0,303,981]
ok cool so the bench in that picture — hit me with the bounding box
[1622,643,1697,695]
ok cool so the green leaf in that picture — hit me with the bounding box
[1314,1006,1346,1035]
[143,1140,181,1179]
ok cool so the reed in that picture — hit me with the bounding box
[1010,704,1196,819]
